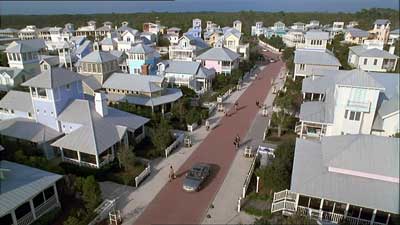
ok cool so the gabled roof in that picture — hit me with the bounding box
[107,88,182,107]
[129,43,156,54]
[291,135,399,214]
[346,28,369,38]
[75,40,92,55]
[5,39,46,53]
[103,73,163,93]
[22,67,85,89]
[349,46,398,59]
[304,30,329,40]
[0,118,62,143]
[196,46,240,62]
[79,50,118,63]
[100,37,116,46]
[181,34,209,49]
[0,160,62,217]
[121,28,140,36]
[0,90,33,113]
[294,49,341,66]
[53,99,149,155]
[223,27,241,39]
[164,60,201,75]
[39,55,60,66]
[374,19,390,26]
[0,67,26,79]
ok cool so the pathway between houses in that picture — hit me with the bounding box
[133,55,285,225]
[100,62,259,225]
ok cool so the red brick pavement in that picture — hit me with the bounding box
[134,55,284,225]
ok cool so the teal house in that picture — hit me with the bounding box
[127,43,160,75]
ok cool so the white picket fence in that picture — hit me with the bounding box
[165,133,185,158]
[242,150,259,198]
[135,164,151,187]
[217,89,232,103]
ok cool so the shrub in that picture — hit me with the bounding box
[32,207,61,225]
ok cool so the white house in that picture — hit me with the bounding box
[0,67,31,92]
[344,28,369,45]
[348,45,398,72]
[251,22,265,36]
[370,19,391,44]
[18,25,38,40]
[271,134,399,225]
[296,69,399,139]
[168,34,209,61]
[294,31,340,79]
[282,29,305,48]
[157,60,215,93]
[388,29,399,46]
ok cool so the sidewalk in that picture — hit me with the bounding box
[202,63,286,224]
[100,64,259,225]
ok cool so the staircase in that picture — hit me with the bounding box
[271,189,297,215]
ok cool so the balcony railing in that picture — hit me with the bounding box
[35,195,57,218]
[17,212,34,225]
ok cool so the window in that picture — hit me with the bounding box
[28,112,32,118]
[37,88,47,98]
[66,84,71,90]
[373,59,378,65]
[44,186,55,200]
[347,111,361,121]
[363,58,368,65]
[300,64,305,70]
[33,193,45,207]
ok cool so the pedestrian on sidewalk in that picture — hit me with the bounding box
[256,100,260,108]
[235,134,241,149]
[169,165,176,182]
[205,119,210,131]
[255,73,258,80]
[234,101,239,111]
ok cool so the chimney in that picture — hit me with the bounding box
[95,92,108,117]
[141,64,150,75]
[389,46,395,55]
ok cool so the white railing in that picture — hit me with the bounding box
[165,133,185,158]
[297,206,309,216]
[273,189,297,202]
[217,89,231,103]
[17,212,34,225]
[88,199,116,225]
[63,157,99,168]
[135,164,151,187]
[242,151,258,198]
[271,200,296,213]
[323,211,345,223]
[35,195,57,218]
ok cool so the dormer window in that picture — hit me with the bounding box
[37,88,47,99]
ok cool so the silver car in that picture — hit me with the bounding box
[182,163,211,192]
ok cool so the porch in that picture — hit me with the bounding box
[0,185,60,225]
[271,190,396,225]
[295,121,327,139]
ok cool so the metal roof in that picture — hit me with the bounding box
[346,28,369,37]
[0,160,62,217]
[53,99,149,155]
[196,46,240,62]
[5,39,46,53]
[304,30,330,40]
[349,46,398,59]
[0,67,27,79]
[107,88,182,107]
[294,49,341,66]
[79,50,118,63]
[22,67,85,89]
[291,136,399,214]
[0,118,62,143]
[374,19,390,25]
[0,90,33,113]
[103,73,164,93]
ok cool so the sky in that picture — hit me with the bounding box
[0,0,398,15]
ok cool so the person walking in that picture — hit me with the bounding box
[205,119,210,131]
[256,100,260,108]
[235,134,241,149]
[234,101,239,111]
[169,165,176,182]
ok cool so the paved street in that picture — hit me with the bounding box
[133,52,284,225]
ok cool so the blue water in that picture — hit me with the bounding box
[0,0,398,15]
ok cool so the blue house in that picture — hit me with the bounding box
[127,43,160,75]
[0,67,149,167]
[186,18,202,38]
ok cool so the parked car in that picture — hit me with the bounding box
[182,163,211,192]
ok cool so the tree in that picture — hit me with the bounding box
[117,145,136,172]
[0,52,8,67]
[256,138,295,195]
[82,176,102,211]
[327,33,354,70]
[63,216,80,225]
[149,119,173,155]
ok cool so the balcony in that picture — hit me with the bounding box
[35,195,57,218]
[295,121,326,139]
[17,212,34,225]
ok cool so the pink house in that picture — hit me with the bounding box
[196,43,240,74]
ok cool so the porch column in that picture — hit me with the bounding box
[344,203,350,218]
[53,184,61,207]
[386,214,391,225]
[311,93,314,101]
[29,199,37,219]
[358,208,363,223]
[332,202,336,214]
[300,121,304,138]
[303,92,306,99]
[161,104,165,115]
[319,94,322,101]
[295,193,300,211]
[11,210,17,225]
[307,197,311,208]
[370,209,377,225]
[319,198,324,220]
[95,154,100,168]
[77,151,81,165]
[60,147,64,161]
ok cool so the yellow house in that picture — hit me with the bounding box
[206,32,222,47]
